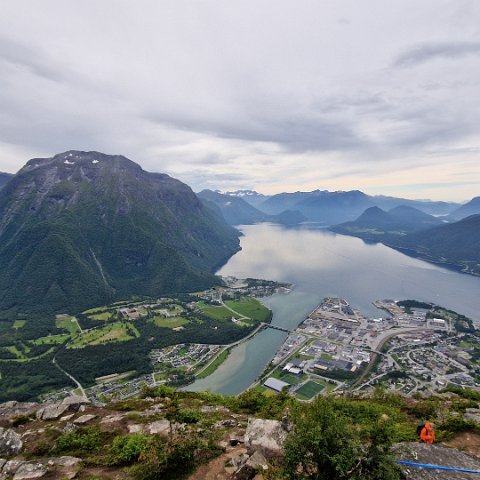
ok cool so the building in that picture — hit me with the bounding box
[264,377,290,392]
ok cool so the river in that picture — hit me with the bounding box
[187,223,480,395]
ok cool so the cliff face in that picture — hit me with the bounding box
[0,151,240,315]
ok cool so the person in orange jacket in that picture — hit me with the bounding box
[420,421,435,444]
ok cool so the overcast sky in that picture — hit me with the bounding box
[0,0,479,201]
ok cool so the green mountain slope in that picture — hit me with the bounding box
[0,151,240,315]
[399,214,480,275]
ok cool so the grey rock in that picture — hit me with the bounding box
[200,405,230,413]
[0,402,39,422]
[100,414,126,425]
[0,428,23,456]
[395,442,480,479]
[61,396,90,411]
[464,408,480,423]
[46,456,81,468]
[73,415,96,425]
[13,463,47,479]
[146,420,170,435]
[46,456,81,480]
[59,414,75,422]
[0,458,6,471]
[244,419,287,459]
[36,396,90,421]
[127,424,143,434]
[62,423,77,434]
[2,460,25,476]
[36,403,68,421]
[234,451,268,480]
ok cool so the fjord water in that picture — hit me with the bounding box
[187,223,480,395]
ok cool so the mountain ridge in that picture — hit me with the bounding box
[0,151,240,315]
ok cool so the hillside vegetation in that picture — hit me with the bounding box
[0,151,240,317]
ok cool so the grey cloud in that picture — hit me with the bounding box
[145,110,363,154]
[393,41,480,67]
[0,34,67,82]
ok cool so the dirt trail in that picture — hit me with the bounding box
[445,432,480,458]
[187,445,248,480]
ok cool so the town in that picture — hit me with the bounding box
[259,297,480,401]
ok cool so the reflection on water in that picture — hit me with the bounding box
[187,223,480,395]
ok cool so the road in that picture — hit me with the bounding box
[353,327,431,387]
[52,355,88,399]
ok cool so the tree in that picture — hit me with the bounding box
[283,397,402,480]
[284,397,359,479]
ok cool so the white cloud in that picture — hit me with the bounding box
[0,0,479,201]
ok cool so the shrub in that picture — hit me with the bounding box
[283,397,402,480]
[55,427,103,455]
[129,436,201,480]
[11,414,31,427]
[111,434,150,464]
[176,408,202,424]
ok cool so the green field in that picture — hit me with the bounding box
[55,315,81,335]
[5,345,25,359]
[271,369,306,385]
[196,349,229,379]
[199,303,240,320]
[295,381,325,400]
[82,306,109,314]
[68,322,140,349]
[13,320,26,329]
[152,316,189,329]
[89,312,114,321]
[224,298,270,322]
[31,334,70,345]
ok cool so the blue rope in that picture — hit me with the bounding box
[397,460,480,474]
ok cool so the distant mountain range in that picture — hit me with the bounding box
[224,189,460,225]
[331,205,480,275]
[449,196,480,221]
[197,190,305,226]
[0,151,240,315]
[331,205,444,242]
[222,190,268,209]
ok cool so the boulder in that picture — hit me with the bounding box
[46,456,81,468]
[100,414,126,425]
[0,402,39,422]
[0,428,23,456]
[464,408,480,423]
[46,456,81,479]
[36,395,90,421]
[73,415,96,425]
[60,396,90,411]
[395,442,480,479]
[35,403,68,421]
[244,419,287,459]
[12,463,47,480]
[146,420,170,435]
[127,424,143,434]
[234,451,268,480]
[1,460,25,476]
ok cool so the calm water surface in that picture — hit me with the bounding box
[187,224,480,395]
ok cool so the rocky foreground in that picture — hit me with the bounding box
[1,392,480,479]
